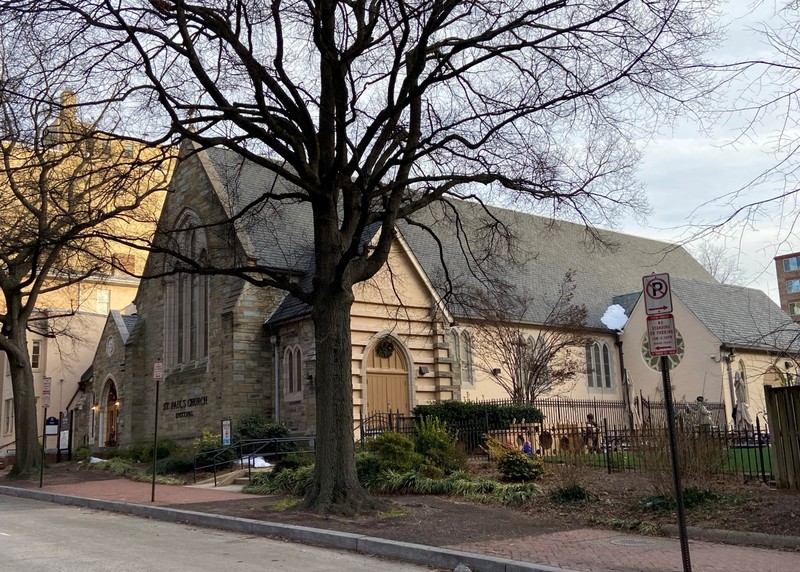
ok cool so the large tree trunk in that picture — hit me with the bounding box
[303,286,375,514]
[6,331,39,479]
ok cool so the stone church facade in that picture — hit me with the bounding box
[72,143,800,451]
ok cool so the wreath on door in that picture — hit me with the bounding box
[375,337,395,359]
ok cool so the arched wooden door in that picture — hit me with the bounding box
[366,340,409,414]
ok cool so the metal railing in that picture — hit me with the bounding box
[192,436,315,486]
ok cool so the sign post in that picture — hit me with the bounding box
[39,377,52,488]
[151,359,163,503]
[221,417,232,447]
[642,273,691,572]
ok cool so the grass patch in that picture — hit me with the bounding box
[726,447,771,475]
[378,507,407,518]
[589,516,658,535]
[271,498,301,511]
[640,487,747,512]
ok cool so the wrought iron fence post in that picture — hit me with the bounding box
[603,418,612,474]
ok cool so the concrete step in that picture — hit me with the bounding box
[233,477,251,486]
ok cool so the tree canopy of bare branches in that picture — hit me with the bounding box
[0,14,171,476]
[3,0,719,510]
[468,271,590,402]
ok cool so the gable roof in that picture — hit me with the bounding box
[397,201,717,329]
[201,146,315,273]
[670,277,800,352]
[187,147,759,335]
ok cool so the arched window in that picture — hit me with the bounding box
[451,328,473,386]
[164,210,209,367]
[586,341,613,389]
[284,345,303,395]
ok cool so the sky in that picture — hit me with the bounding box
[614,0,798,303]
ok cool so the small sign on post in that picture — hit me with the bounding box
[646,314,678,356]
[221,417,232,447]
[642,272,674,316]
[41,376,52,408]
[45,416,59,436]
[153,359,163,382]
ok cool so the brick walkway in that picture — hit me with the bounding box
[9,476,800,572]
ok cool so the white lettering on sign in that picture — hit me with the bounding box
[646,314,678,356]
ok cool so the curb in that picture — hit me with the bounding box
[0,485,576,572]
[661,524,800,551]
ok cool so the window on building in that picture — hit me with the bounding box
[450,328,474,386]
[96,289,110,315]
[31,340,42,370]
[789,302,800,316]
[164,211,210,368]
[3,399,13,434]
[284,345,302,395]
[784,256,800,272]
[787,279,800,294]
[585,341,613,389]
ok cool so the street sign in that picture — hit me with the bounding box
[642,273,673,316]
[42,376,52,408]
[647,314,678,356]
[153,359,163,382]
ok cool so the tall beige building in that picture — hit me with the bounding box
[0,92,170,458]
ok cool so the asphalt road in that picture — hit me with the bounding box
[0,496,439,571]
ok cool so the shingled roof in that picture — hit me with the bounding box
[194,147,794,344]
[397,201,717,329]
[670,277,800,351]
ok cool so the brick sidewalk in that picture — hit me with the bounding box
[10,476,800,572]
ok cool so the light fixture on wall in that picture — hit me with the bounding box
[491,368,501,376]
[418,366,429,376]
[114,400,121,408]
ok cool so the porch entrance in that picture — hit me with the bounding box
[104,382,118,447]
[366,340,409,415]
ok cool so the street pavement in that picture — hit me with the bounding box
[1,475,799,572]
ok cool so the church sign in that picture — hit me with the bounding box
[162,395,208,418]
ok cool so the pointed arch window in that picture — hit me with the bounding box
[165,210,210,368]
[451,328,474,386]
[586,340,613,389]
[284,345,303,397]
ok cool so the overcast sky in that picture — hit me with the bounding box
[614,0,797,303]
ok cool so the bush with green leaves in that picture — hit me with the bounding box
[413,418,467,474]
[142,439,181,462]
[244,465,314,496]
[365,431,415,472]
[233,415,290,442]
[193,430,236,470]
[74,444,92,462]
[497,450,544,482]
[413,400,543,427]
[550,483,592,504]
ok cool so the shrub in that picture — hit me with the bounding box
[193,430,236,470]
[273,451,315,473]
[355,452,384,486]
[550,483,592,504]
[143,439,180,462]
[414,417,467,474]
[234,415,290,442]
[497,450,544,482]
[413,401,543,427]
[244,465,314,496]
[365,431,415,472]
[154,455,194,475]
[125,444,148,463]
[75,444,92,462]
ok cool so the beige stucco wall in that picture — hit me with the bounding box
[1,312,107,448]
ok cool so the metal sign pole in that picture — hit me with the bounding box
[39,406,47,488]
[660,356,692,572]
[151,358,163,503]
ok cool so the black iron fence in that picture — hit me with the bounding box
[358,410,773,483]
[474,396,728,429]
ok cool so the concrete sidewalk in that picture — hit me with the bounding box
[2,477,799,572]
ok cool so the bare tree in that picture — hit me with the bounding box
[469,272,589,402]
[689,238,744,285]
[0,18,170,477]
[11,0,719,511]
